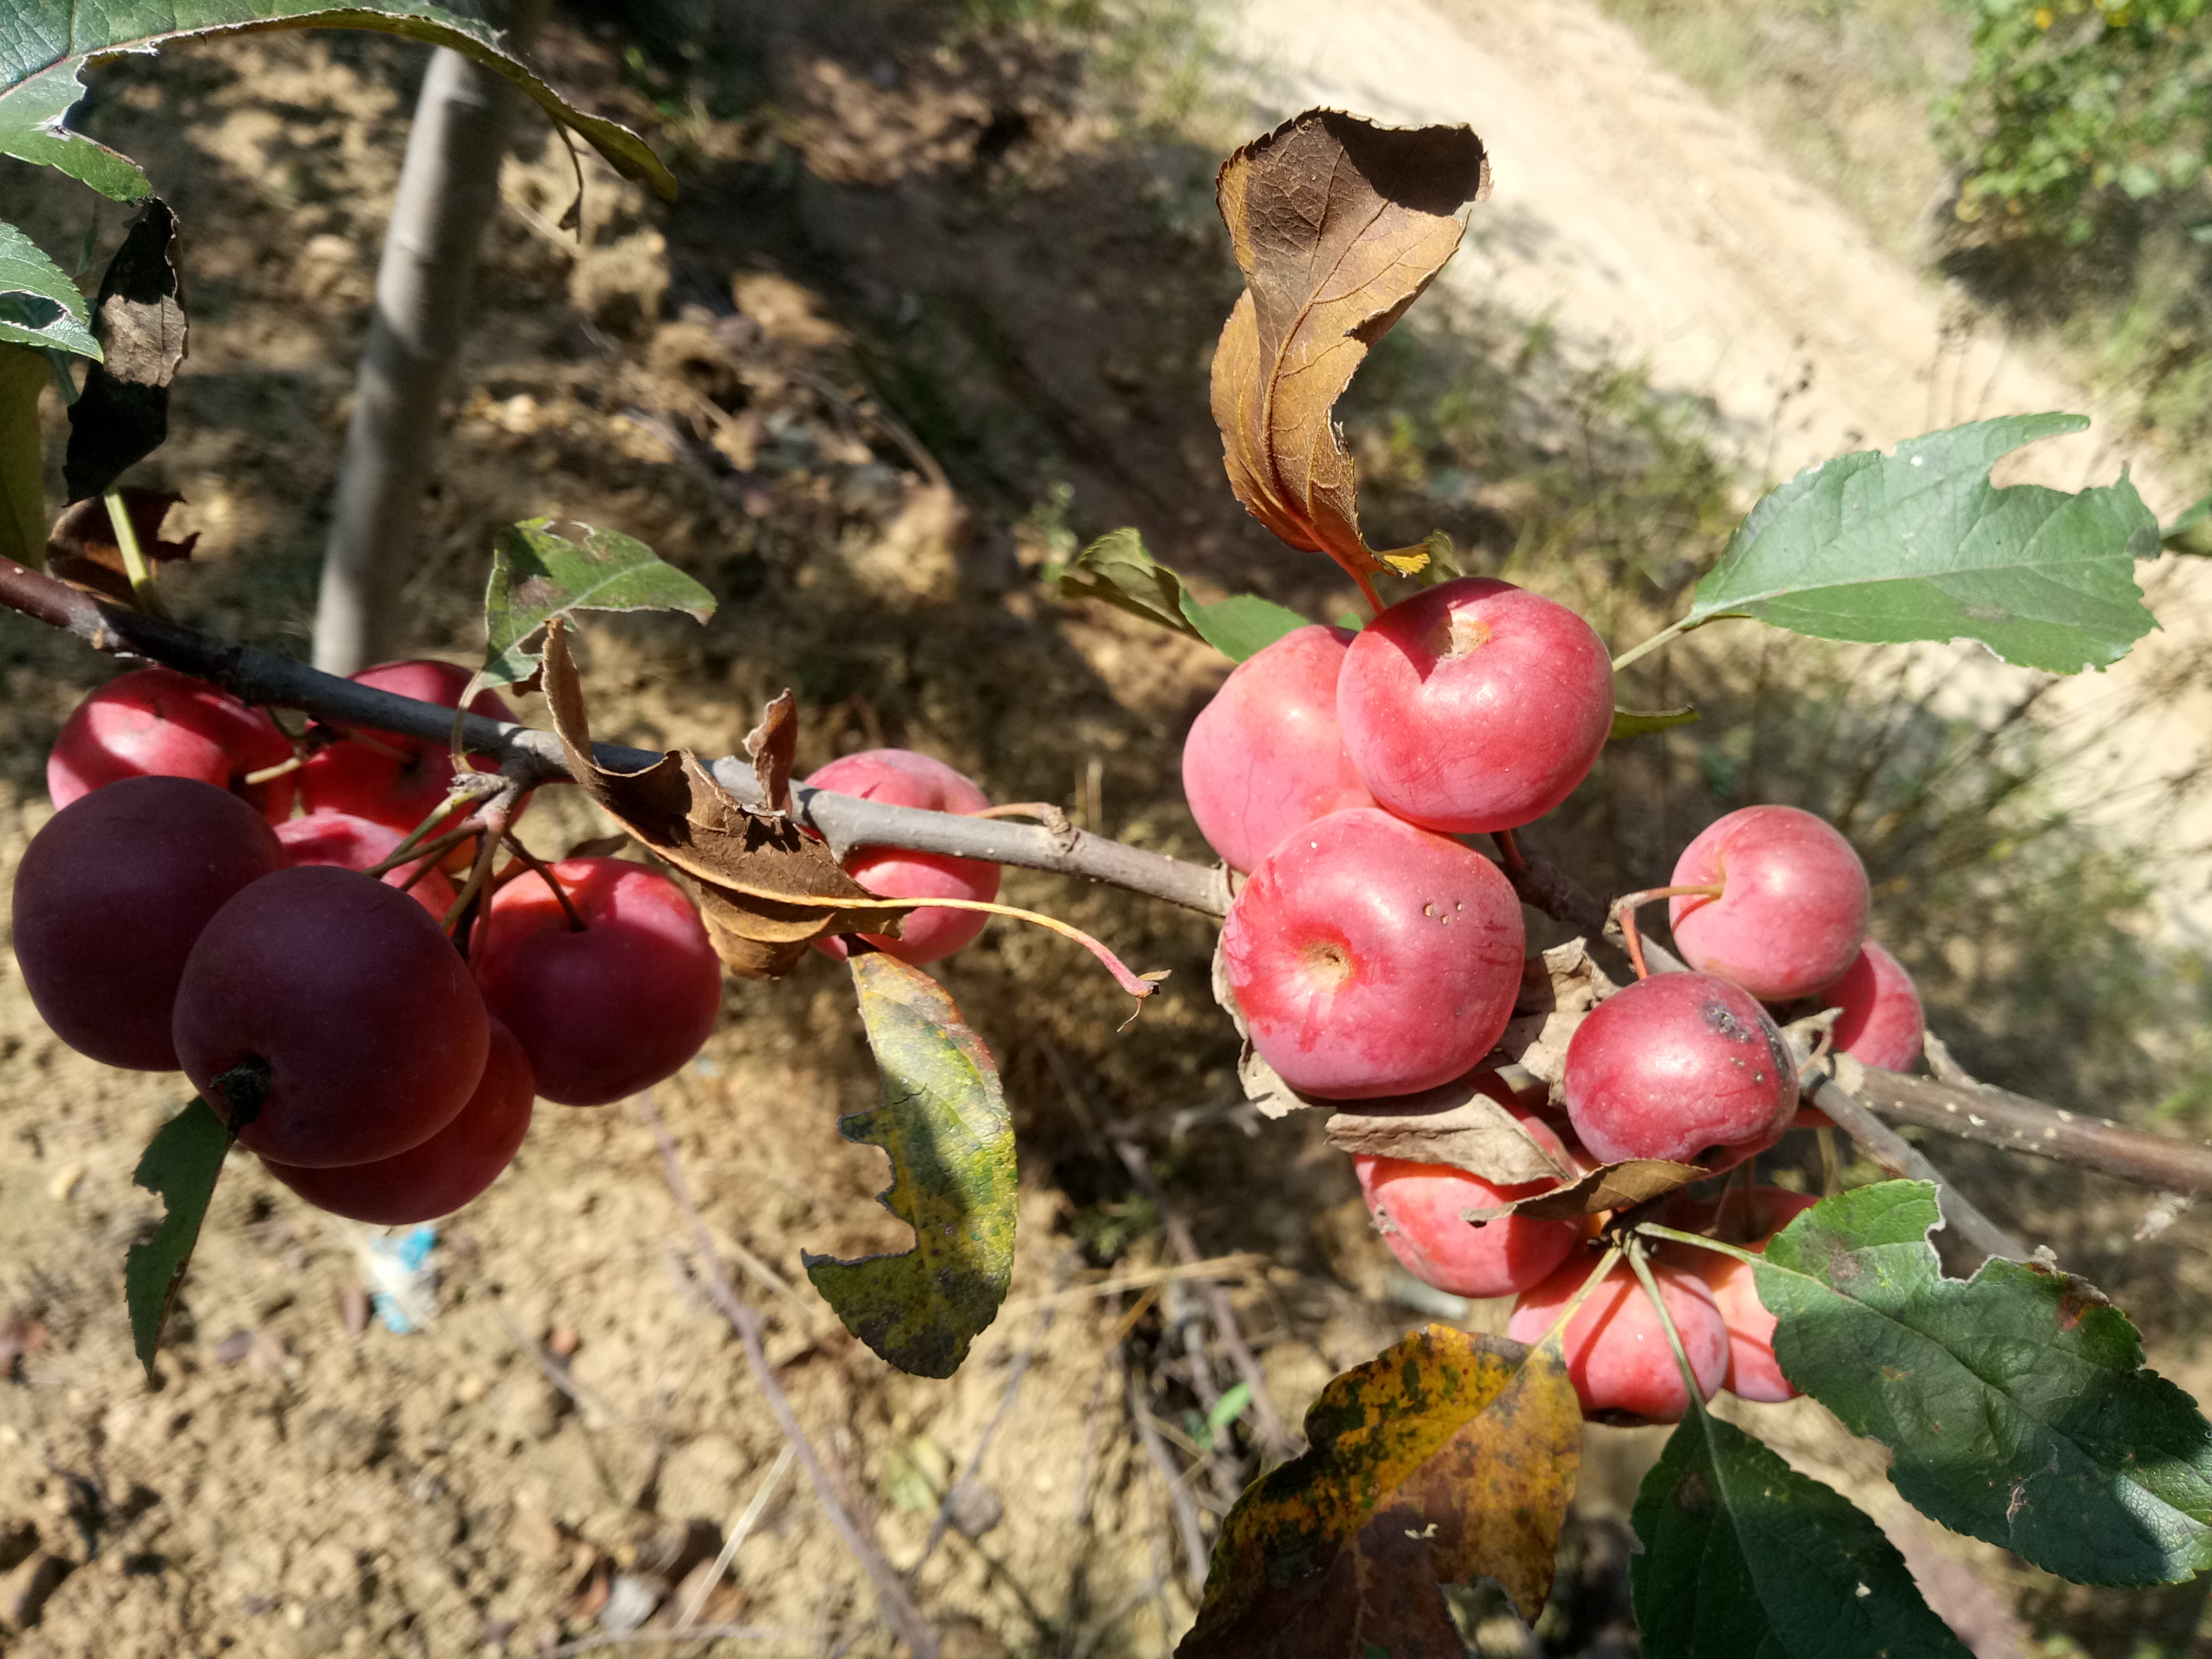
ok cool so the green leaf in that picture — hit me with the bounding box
[0,1,675,204]
[1631,1403,1972,1658]
[1756,1180,2212,1587]
[0,343,48,568]
[1206,1380,1254,1434]
[480,518,716,688]
[1053,526,1205,638]
[1054,526,1314,661]
[123,1097,231,1384]
[1178,1327,1582,1657]
[0,220,97,356]
[1610,705,1699,740]
[803,952,1016,1379]
[1179,591,1312,661]
[1684,414,2159,673]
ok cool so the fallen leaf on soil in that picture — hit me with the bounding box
[1325,1074,1573,1185]
[1178,1325,1579,1656]
[542,619,906,977]
[65,199,186,503]
[803,951,1016,1378]
[1210,110,1489,598]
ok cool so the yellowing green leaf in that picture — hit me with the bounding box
[1178,1325,1580,1656]
[803,953,1016,1379]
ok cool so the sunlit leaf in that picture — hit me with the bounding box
[481,518,718,688]
[1178,1325,1580,1656]
[1682,414,2158,673]
[803,952,1016,1379]
[1,1,674,203]
[1756,1180,2212,1586]
[0,220,97,356]
[123,1097,230,1383]
[1610,705,1699,740]
[1052,526,1311,661]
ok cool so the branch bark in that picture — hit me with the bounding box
[313,3,547,675]
[5,550,2209,1212]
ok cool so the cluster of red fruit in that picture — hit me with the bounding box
[11,665,726,1226]
[1182,576,1928,1421]
[9,663,1012,1228]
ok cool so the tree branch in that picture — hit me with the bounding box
[6,554,2209,1213]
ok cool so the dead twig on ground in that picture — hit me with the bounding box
[637,1093,942,1659]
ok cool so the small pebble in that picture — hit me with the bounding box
[454,1374,487,1406]
[547,1326,580,1358]
[213,1329,255,1367]
[45,1166,81,1203]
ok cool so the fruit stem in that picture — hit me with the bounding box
[1352,566,1384,618]
[500,833,588,932]
[1492,827,1527,876]
[1528,1242,1624,1353]
[443,785,522,949]
[830,896,1166,1009]
[1609,616,1693,673]
[363,814,481,879]
[239,753,304,787]
[1631,1221,1763,1268]
[370,787,481,874]
[100,488,165,617]
[1624,1239,1713,1414]
[1606,883,1722,981]
[208,1053,274,1134]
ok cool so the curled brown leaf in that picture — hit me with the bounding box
[1210,109,1489,604]
[541,619,906,978]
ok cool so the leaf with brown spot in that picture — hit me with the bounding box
[1210,110,1489,599]
[541,619,905,978]
[44,488,196,603]
[1178,1325,1580,1657]
[64,199,185,502]
[1325,1073,1572,1186]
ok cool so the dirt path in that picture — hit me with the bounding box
[1233,0,2212,931]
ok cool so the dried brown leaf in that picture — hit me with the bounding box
[1325,1073,1573,1185]
[541,619,905,978]
[1464,1159,1708,1223]
[44,489,196,604]
[1496,939,1620,1105]
[1210,110,1489,596]
[744,690,797,816]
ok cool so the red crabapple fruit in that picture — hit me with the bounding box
[1669,1187,1821,1402]
[1563,972,1797,1166]
[276,810,457,921]
[1181,624,1375,872]
[1819,940,1923,1073]
[12,776,284,1070]
[297,660,513,838]
[173,866,490,1168]
[261,1019,534,1224]
[1336,577,1614,835]
[803,749,999,964]
[472,857,722,1105]
[1219,808,1523,1100]
[1667,805,1869,1001]
[48,666,296,823]
[1506,1254,1728,1422]
[1356,1100,1582,1297]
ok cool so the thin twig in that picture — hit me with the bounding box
[502,832,588,931]
[1119,1344,1209,1604]
[636,1093,941,1659]
[678,1445,795,1630]
[910,1307,1052,1582]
